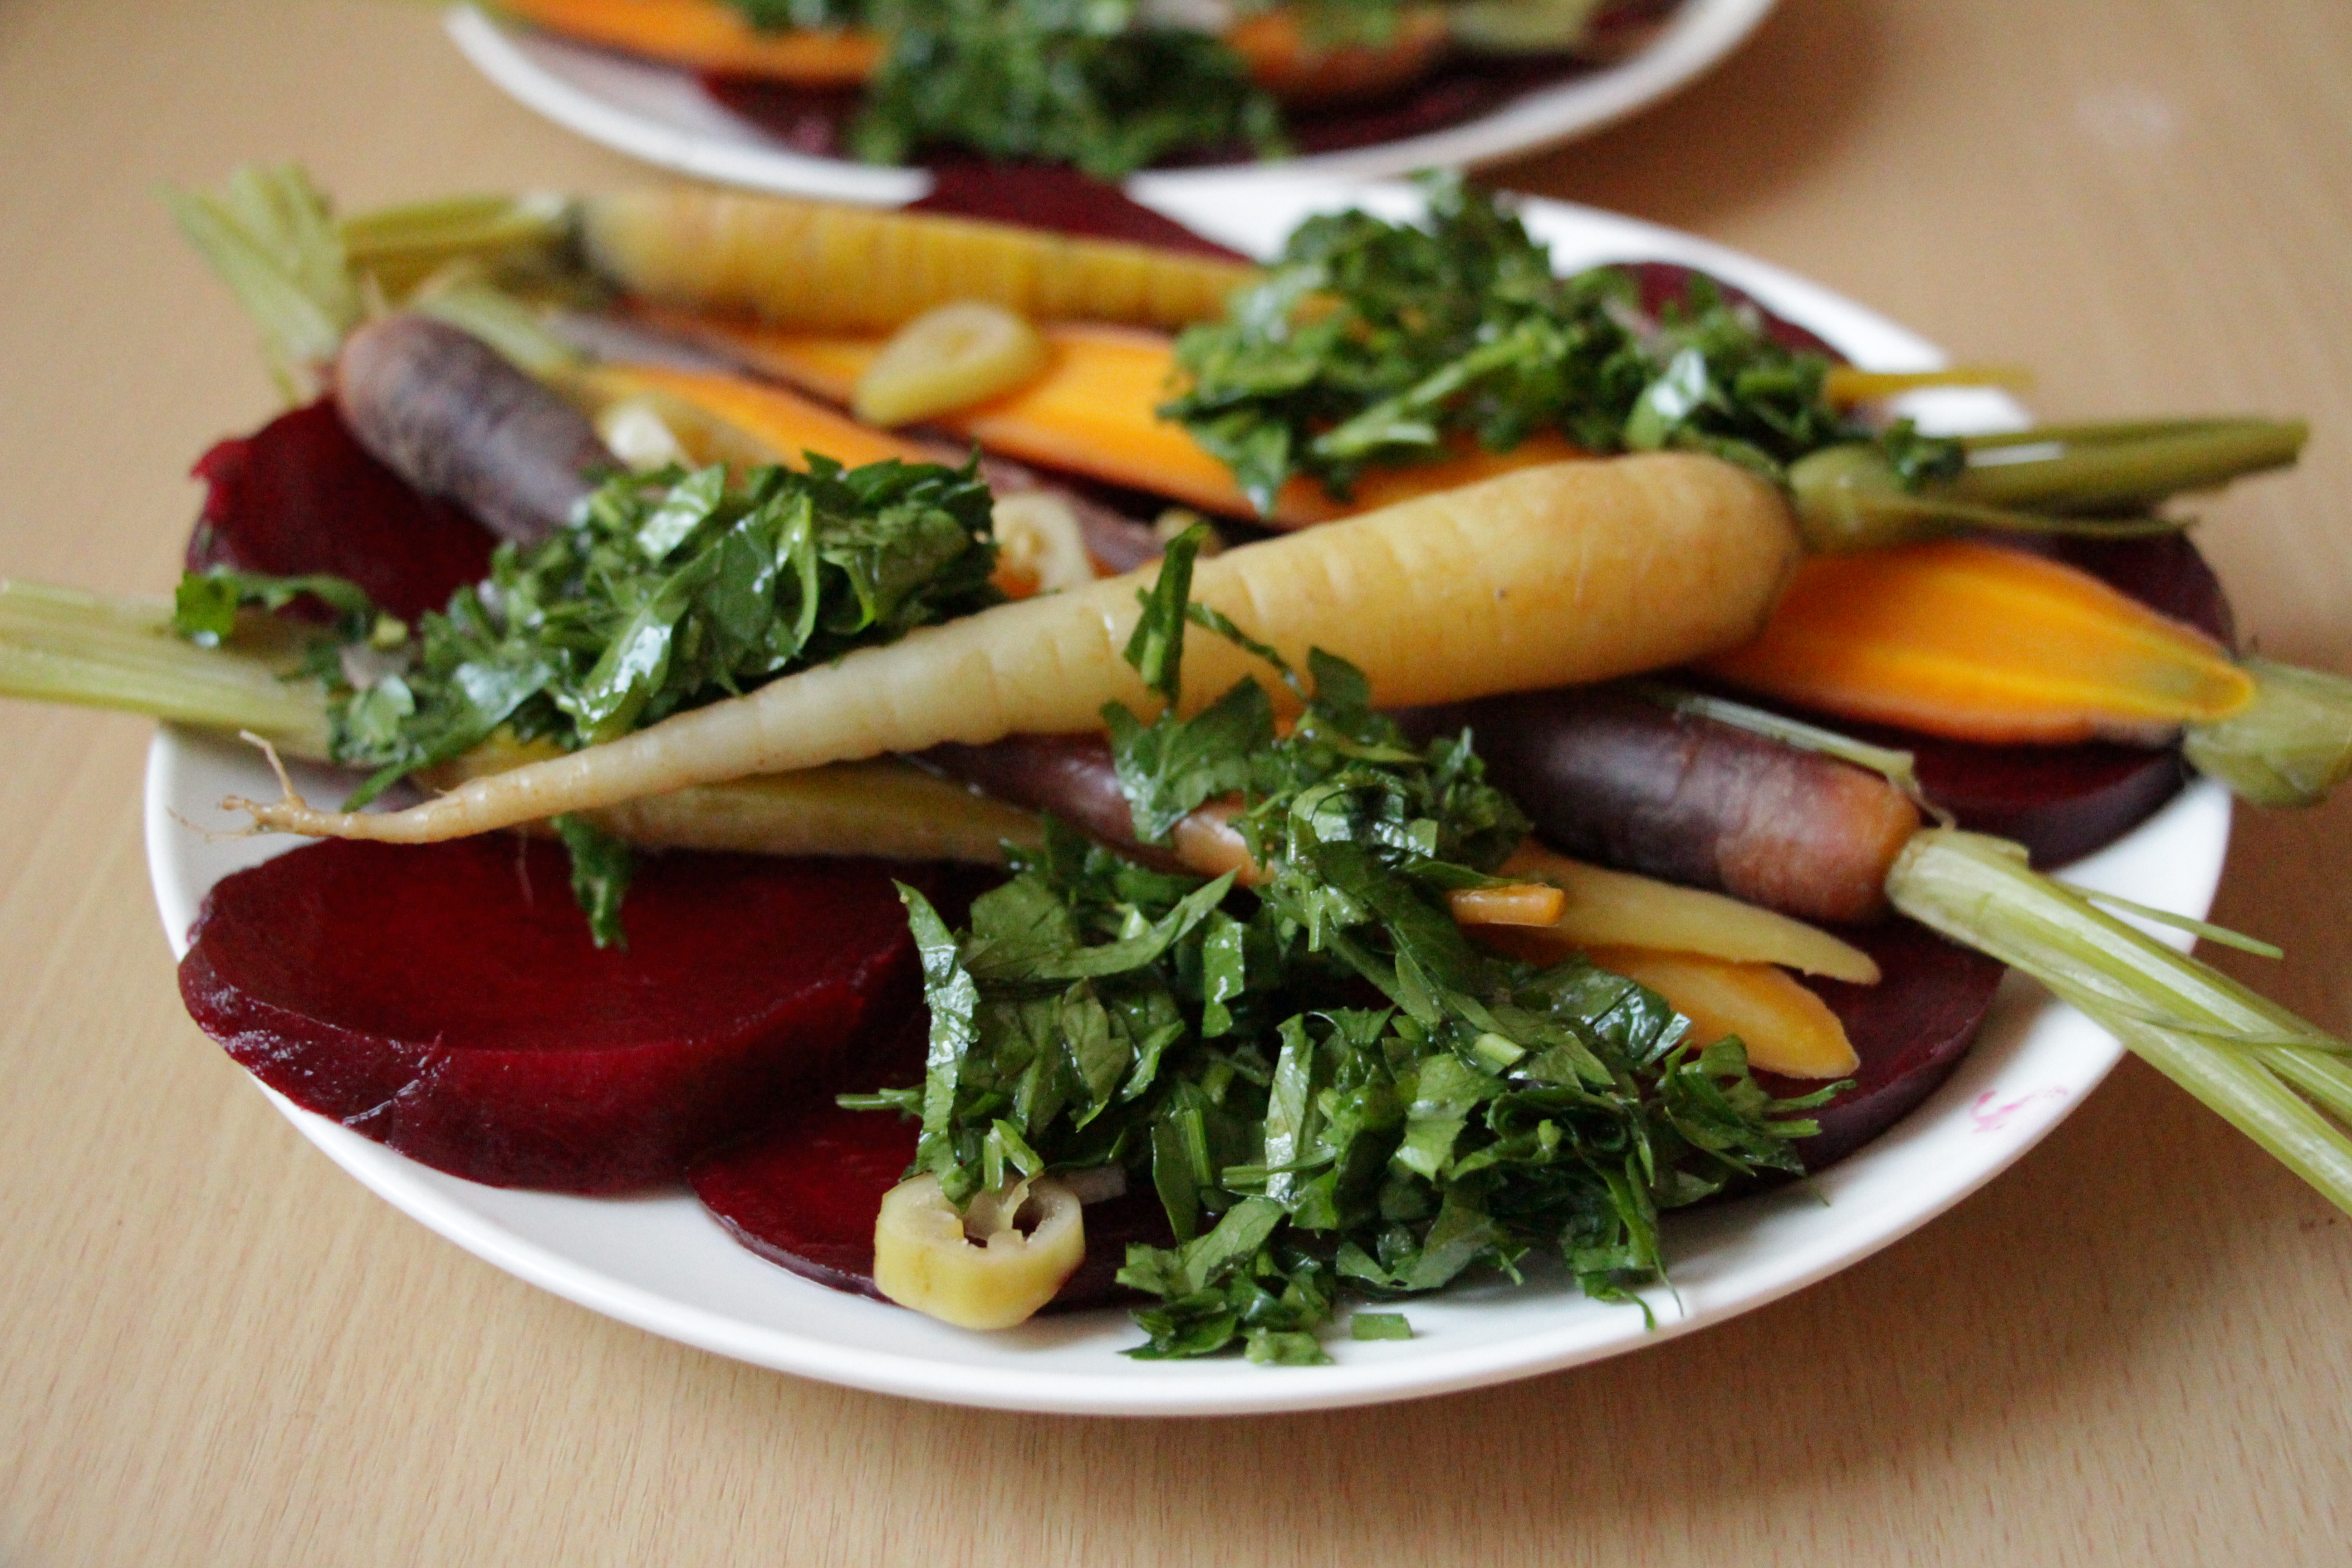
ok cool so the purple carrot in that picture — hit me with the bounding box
[334,314,612,544]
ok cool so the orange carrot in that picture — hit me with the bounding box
[500,0,1448,100]
[1703,539,2256,745]
[583,361,939,471]
[1445,883,1569,928]
[493,0,883,83]
[1227,7,1451,106]
[641,313,1584,525]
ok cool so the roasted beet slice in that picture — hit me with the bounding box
[1760,918,2008,1170]
[907,166,1250,261]
[692,1102,1174,1310]
[179,838,918,1191]
[1626,261,1845,361]
[186,396,494,623]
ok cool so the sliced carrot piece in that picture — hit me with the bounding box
[1705,539,2254,744]
[495,0,884,83]
[641,312,1585,525]
[1584,947,1860,1080]
[1446,882,1568,927]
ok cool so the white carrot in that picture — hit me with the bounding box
[232,453,1800,843]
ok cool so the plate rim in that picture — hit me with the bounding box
[142,182,2230,1415]
[443,0,1781,202]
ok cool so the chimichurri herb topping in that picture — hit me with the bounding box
[862,528,1833,1361]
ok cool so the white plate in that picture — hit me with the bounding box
[445,0,1779,202]
[143,186,2230,1415]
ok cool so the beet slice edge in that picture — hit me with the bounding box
[180,838,921,1192]
[187,397,496,625]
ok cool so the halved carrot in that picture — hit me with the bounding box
[494,0,883,83]
[1484,842,1880,982]
[642,312,1585,525]
[1584,946,1861,1080]
[581,361,938,471]
[1703,539,2256,745]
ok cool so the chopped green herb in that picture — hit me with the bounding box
[849,0,1286,181]
[552,813,637,950]
[301,456,992,807]
[172,568,377,647]
[868,553,1827,1360]
[1164,174,1960,514]
[720,0,873,28]
[1349,1310,1411,1340]
[180,456,1000,936]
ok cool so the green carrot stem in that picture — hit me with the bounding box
[1947,418,2308,512]
[2261,1047,2352,1126]
[1886,830,2352,1217]
[338,192,576,300]
[2183,658,2352,808]
[0,581,331,755]
[160,163,360,399]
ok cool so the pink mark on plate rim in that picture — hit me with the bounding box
[1969,1087,2071,1135]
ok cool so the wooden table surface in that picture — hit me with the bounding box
[3,0,2348,1562]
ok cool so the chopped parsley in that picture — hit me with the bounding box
[1164,175,1965,513]
[176,455,1000,943]
[849,0,1286,180]
[865,529,1834,1361]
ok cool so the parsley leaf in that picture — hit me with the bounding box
[184,456,1000,942]
[1164,173,1961,514]
[551,813,637,950]
[848,0,1286,180]
[318,455,997,806]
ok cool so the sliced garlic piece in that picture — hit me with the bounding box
[990,491,1097,598]
[872,1174,1086,1331]
[594,395,692,472]
[852,302,1050,428]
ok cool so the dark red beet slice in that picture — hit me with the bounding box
[700,59,1606,173]
[906,166,1250,261]
[1625,261,1846,361]
[179,838,918,1191]
[187,397,494,624]
[1760,919,2008,1171]
[692,1102,1175,1310]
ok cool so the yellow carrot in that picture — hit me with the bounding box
[493,0,883,83]
[1482,842,1880,982]
[230,452,1799,843]
[1703,539,2255,744]
[638,313,1585,525]
[1583,947,1860,1080]
[581,189,1257,335]
[424,736,1040,862]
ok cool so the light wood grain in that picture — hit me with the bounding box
[3,1,2349,1563]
